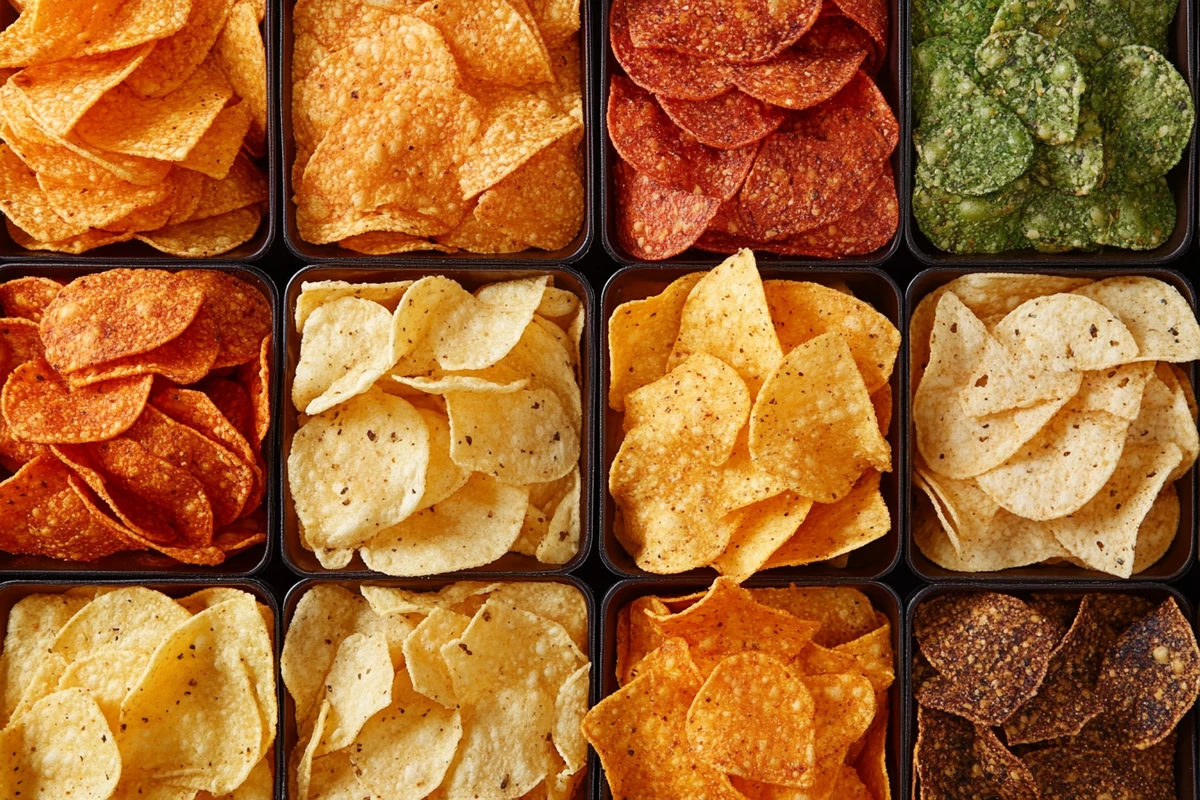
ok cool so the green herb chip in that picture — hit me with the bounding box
[1100,177,1175,249]
[915,92,1035,195]
[1020,188,1111,251]
[975,30,1085,145]
[913,176,1031,252]
[1030,108,1105,194]
[913,36,981,119]
[913,0,1002,44]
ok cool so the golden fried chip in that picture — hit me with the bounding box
[414,0,553,86]
[319,631,394,754]
[0,592,89,724]
[212,0,268,140]
[711,492,812,582]
[135,205,261,257]
[1073,276,1200,362]
[0,689,120,799]
[765,471,890,568]
[184,154,268,222]
[340,231,450,255]
[11,44,153,135]
[293,295,394,414]
[445,387,578,484]
[178,101,253,179]
[1132,365,1200,482]
[0,144,91,242]
[475,138,584,251]
[127,0,237,97]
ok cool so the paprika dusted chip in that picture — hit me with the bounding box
[658,90,787,149]
[626,0,821,64]
[735,47,866,110]
[0,277,61,324]
[613,158,719,260]
[1,359,152,444]
[610,0,734,100]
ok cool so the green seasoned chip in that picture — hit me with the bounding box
[1030,108,1106,194]
[975,30,1086,145]
[913,0,1002,45]
[913,37,980,120]
[1100,178,1175,249]
[1117,0,1176,54]
[990,0,1071,39]
[1019,187,1112,251]
[913,176,1032,253]
[915,92,1035,195]
[1094,46,1194,186]
[1056,0,1137,64]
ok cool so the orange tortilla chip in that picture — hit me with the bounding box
[125,0,237,97]
[1,359,152,444]
[135,206,262,257]
[0,277,62,323]
[62,306,220,387]
[177,101,253,179]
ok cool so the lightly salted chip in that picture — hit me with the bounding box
[292,296,395,415]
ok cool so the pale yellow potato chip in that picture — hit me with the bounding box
[485,582,588,651]
[439,598,585,798]
[0,592,89,725]
[668,250,783,397]
[389,276,471,369]
[318,631,394,755]
[292,296,394,415]
[716,428,790,515]
[553,664,590,774]
[53,651,141,728]
[914,292,1073,479]
[993,293,1139,372]
[12,44,153,135]
[1050,442,1182,577]
[51,586,190,662]
[1072,362,1154,420]
[433,277,549,371]
[414,0,553,87]
[350,668,463,799]
[913,457,998,555]
[5,653,68,727]
[538,286,580,319]
[178,100,253,179]
[535,467,581,564]
[296,279,415,331]
[1133,484,1180,574]
[751,333,890,503]
[289,389,430,551]
[975,409,1129,521]
[0,688,120,799]
[515,501,551,556]
[118,601,267,794]
[764,471,890,568]
[763,279,900,393]
[393,374,528,395]
[1073,276,1200,362]
[402,608,472,708]
[295,699,330,800]
[711,492,813,581]
[414,408,471,511]
[607,273,703,412]
[281,585,382,725]
[305,750,367,799]
[360,473,528,576]
[446,387,579,485]
[1171,364,1198,421]
[1130,366,1200,482]
[958,331,1083,418]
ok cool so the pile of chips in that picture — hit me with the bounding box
[0,269,272,566]
[609,0,898,260]
[0,586,276,798]
[0,0,269,256]
[291,0,584,255]
[608,250,898,576]
[586,579,893,799]
[284,581,589,800]
[911,273,1200,577]
[914,590,1200,798]
[912,0,1194,254]
[289,276,584,573]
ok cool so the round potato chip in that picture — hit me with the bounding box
[293,295,394,415]
[993,293,1140,372]
[2,359,152,444]
[1,688,120,799]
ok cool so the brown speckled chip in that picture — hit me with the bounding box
[915,706,1035,799]
[1004,594,1114,745]
[1096,598,1200,749]
[1090,593,1156,632]
[1024,743,1174,800]
[915,592,1060,726]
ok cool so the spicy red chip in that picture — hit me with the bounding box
[762,161,898,257]
[608,75,756,200]
[658,90,787,149]
[610,0,734,100]
[735,48,866,110]
[626,0,821,64]
[615,159,720,260]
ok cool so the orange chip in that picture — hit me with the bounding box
[340,231,453,256]
[1,359,152,444]
[236,333,271,447]
[5,219,135,254]
[125,0,237,97]
[10,45,154,136]
[0,277,62,323]
[185,154,268,223]
[0,454,134,562]
[177,100,253,179]
[616,595,669,686]
[184,270,272,368]
[40,269,205,373]
[0,408,48,472]
[0,144,91,242]
[764,470,891,568]
[199,376,256,445]
[0,316,45,376]
[213,0,268,141]
[135,206,262,257]
[62,305,220,387]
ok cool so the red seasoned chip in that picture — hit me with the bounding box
[762,161,897,257]
[610,0,733,100]
[237,333,271,447]
[828,0,887,53]
[0,317,44,377]
[802,13,876,57]
[793,71,898,156]
[0,409,48,473]
[608,75,756,201]
[62,305,220,387]
[615,159,719,260]
[693,230,762,253]
[1,359,152,444]
[658,90,787,149]
[183,270,272,369]
[0,277,62,323]
[199,376,257,446]
[734,48,865,110]
[738,130,886,239]
[626,0,821,64]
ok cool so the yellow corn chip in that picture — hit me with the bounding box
[11,44,153,135]
[178,100,253,179]
[135,205,261,257]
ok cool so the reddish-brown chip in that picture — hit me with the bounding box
[62,305,220,387]
[199,377,256,446]
[0,277,62,323]
[762,161,897,257]
[828,0,887,53]
[183,270,272,368]
[0,317,44,377]
[658,90,787,149]
[0,409,48,473]
[734,48,865,111]
[610,0,733,100]
[123,406,255,527]
[739,130,885,239]
[0,454,134,562]
[802,13,876,58]
[793,71,898,156]
[39,269,206,373]
[1,360,152,444]
[607,75,756,201]
[1024,746,1170,799]
[214,507,267,555]
[626,0,821,64]
[693,230,763,253]
[615,159,720,260]
[236,333,271,447]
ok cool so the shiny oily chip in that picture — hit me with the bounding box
[0,688,120,800]
[992,293,1139,372]
[763,279,900,393]
[402,608,472,708]
[607,273,703,412]
[750,332,891,504]
[975,408,1130,521]
[432,277,548,371]
[359,473,528,576]
[914,292,1073,479]
[1,359,152,444]
[350,668,463,800]
[288,389,430,551]
[445,386,579,485]
[1073,276,1200,362]
[118,601,266,795]
[668,250,783,397]
[764,470,891,568]
[292,295,394,414]
[582,638,744,800]
[1096,598,1200,749]
[319,632,394,755]
[685,653,816,786]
